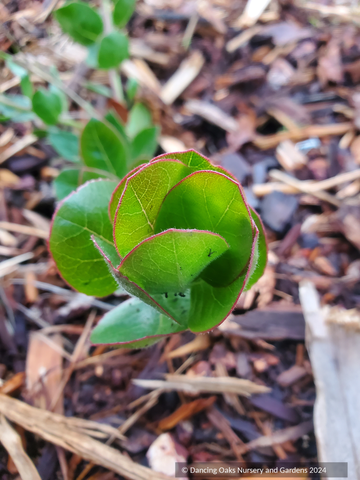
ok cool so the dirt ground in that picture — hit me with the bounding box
[0,0,360,478]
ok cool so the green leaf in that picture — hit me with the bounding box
[94,237,190,324]
[113,0,136,27]
[155,170,253,288]
[54,2,103,46]
[153,149,236,180]
[244,208,267,291]
[126,103,152,138]
[105,110,126,135]
[54,167,109,200]
[119,229,229,294]
[20,75,33,98]
[81,119,127,178]
[32,89,62,125]
[188,271,248,332]
[104,111,131,160]
[98,32,129,70]
[49,179,119,297]
[50,84,68,113]
[85,82,112,97]
[90,297,186,346]
[6,60,28,79]
[48,130,80,162]
[113,159,191,257]
[86,43,100,68]
[130,126,158,165]
[126,77,138,102]
[0,95,34,122]
[6,61,34,98]
[108,165,143,222]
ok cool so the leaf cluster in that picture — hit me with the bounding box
[49,150,267,347]
[54,0,134,69]
[53,106,159,200]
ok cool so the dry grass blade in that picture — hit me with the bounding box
[0,252,34,278]
[0,134,37,164]
[160,51,205,105]
[234,0,272,29]
[252,182,300,197]
[165,335,210,359]
[296,1,360,20]
[0,221,48,239]
[226,25,262,52]
[121,59,161,95]
[34,0,60,22]
[0,395,172,480]
[50,310,96,411]
[253,123,352,149]
[207,407,245,461]
[0,414,41,480]
[132,374,270,397]
[215,362,245,415]
[268,170,340,207]
[0,77,21,93]
[119,390,160,436]
[22,209,50,234]
[184,100,238,132]
[239,420,313,455]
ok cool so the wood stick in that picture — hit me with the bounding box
[0,134,37,164]
[0,221,48,239]
[132,374,270,397]
[0,414,41,480]
[160,51,204,105]
[253,122,352,149]
[0,394,172,480]
[268,170,341,207]
[304,168,360,193]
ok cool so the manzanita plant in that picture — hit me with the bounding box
[49,150,267,348]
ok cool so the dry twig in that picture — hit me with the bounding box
[0,395,172,480]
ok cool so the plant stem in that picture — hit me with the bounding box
[109,70,125,103]
[58,118,83,129]
[100,0,125,104]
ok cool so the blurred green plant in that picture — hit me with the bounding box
[0,0,159,199]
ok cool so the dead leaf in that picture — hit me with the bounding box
[0,372,25,395]
[158,397,216,430]
[26,333,63,413]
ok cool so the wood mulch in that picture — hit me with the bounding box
[0,0,360,478]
